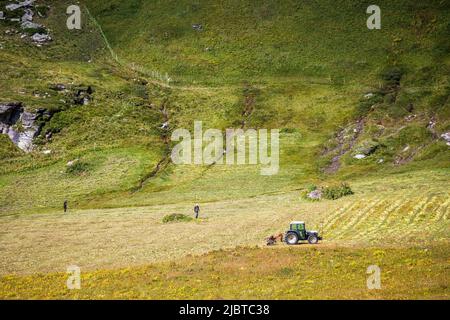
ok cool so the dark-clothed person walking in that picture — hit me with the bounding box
[194,204,200,219]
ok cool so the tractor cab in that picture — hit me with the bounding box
[285,221,322,245]
[289,221,307,239]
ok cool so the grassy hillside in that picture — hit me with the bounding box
[87,0,450,85]
[0,0,448,215]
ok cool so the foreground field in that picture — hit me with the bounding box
[1,244,448,299]
[0,170,448,300]
[0,170,449,276]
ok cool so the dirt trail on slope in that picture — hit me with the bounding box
[323,119,365,174]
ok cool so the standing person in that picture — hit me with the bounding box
[64,200,68,213]
[194,204,200,219]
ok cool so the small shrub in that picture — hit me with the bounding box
[322,183,354,200]
[35,5,50,18]
[162,213,193,224]
[66,161,90,176]
[356,93,383,116]
[280,128,297,134]
[381,66,404,87]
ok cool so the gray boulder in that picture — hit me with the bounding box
[6,4,21,11]
[307,189,322,200]
[0,102,43,152]
[441,132,450,146]
[32,33,51,43]
[0,102,23,126]
[354,139,379,157]
[50,84,67,91]
[6,0,35,11]
[21,21,42,30]
[21,9,33,22]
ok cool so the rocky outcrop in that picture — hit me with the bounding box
[352,139,379,160]
[0,102,45,152]
[323,119,365,173]
[5,0,36,11]
[1,0,51,45]
[441,132,450,146]
[72,86,94,105]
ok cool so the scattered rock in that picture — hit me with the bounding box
[378,158,384,164]
[73,86,94,105]
[364,93,374,99]
[50,84,67,92]
[6,0,35,12]
[307,189,322,200]
[42,149,52,155]
[5,29,18,35]
[21,8,33,22]
[3,2,52,44]
[402,145,410,153]
[192,24,203,31]
[0,11,5,20]
[354,154,366,160]
[441,132,450,146]
[354,139,379,157]
[21,21,42,30]
[66,159,79,167]
[6,4,21,11]
[323,119,365,173]
[32,33,51,43]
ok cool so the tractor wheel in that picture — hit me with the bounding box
[285,232,299,245]
[307,234,319,244]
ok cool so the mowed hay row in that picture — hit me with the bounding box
[323,191,450,245]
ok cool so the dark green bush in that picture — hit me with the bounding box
[66,161,90,176]
[356,93,384,117]
[381,67,404,87]
[162,213,193,223]
[323,183,354,200]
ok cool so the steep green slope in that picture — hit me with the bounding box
[0,0,448,215]
[87,0,450,85]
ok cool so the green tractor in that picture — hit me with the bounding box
[285,221,322,245]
